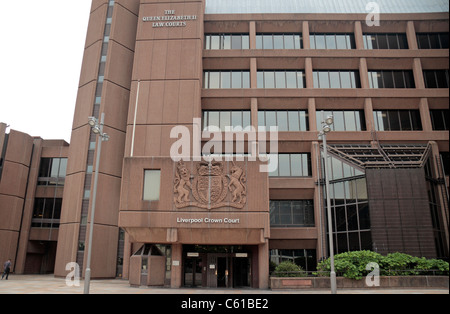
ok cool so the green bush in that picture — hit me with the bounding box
[272,261,307,277]
[315,250,449,280]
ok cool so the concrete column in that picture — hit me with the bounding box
[171,243,183,288]
[302,21,310,49]
[419,98,433,132]
[364,98,375,132]
[413,58,425,89]
[305,58,314,88]
[308,98,317,132]
[258,241,269,289]
[354,21,365,49]
[250,58,257,88]
[251,98,258,129]
[249,21,256,49]
[359,58,370,89]
[406,21,418,50]
[122,233,131,279]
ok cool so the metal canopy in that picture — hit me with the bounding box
[323,143,432,170]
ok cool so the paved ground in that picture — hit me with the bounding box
[0,274,448,294]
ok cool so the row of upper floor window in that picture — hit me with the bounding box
[37,157,67,186]
[203,70,449,89]
[205,32,449,50]
[202,109,450,132]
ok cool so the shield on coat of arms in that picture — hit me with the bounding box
[192,161,228,207]
[197,175,223,204]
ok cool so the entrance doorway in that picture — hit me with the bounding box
[184,256,203,287]
[183,245,252,288]
[233,257,250,287]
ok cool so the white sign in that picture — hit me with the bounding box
[142,9,197,28]
[176,217,240,224]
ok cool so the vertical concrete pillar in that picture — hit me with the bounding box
[249,21,256,49]
[308,98,317,132]
[354,21,365,49]
[413,58,425,89]
[258,241,269,289]
[406,21,418,50]
[171,243,183,288]
[251,98,258,129]
[302,21,310,49]
[305,58,314,88]
[122,233,131,279]
[419,98,433,132]
[250,58,258,89]
[359,58,370,89]
[364,98,375,132]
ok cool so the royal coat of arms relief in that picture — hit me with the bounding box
[174,160,247,209]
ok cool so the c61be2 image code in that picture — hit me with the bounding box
[180,298,269,311]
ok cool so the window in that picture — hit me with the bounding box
[256,34,302,49]
[430,110,449,131]
[423,70,449,88]
[203,111,251,131]
[368,70,415,88]
[310,33,356,49]
[257,71,305,88]
[440,152,449,175]
[270,200,314,227]
[416,33,449,49]
[143,170,161,201]
[203,71,250,89]
[258,110,309,131]
[38,158,67,186]
[373,110,422,131]
[316,110,366,131]
[323,155,371,254]
[313,71,361,88]
[205,34,250,50]
[363,33,408,49]
[31,198,62,228]
[268,153,311,177]
[270,249,317,272]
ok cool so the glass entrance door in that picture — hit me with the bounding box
[184,257,203,287]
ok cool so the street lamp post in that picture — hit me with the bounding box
[84,113,109,294]
[319,114,337,295]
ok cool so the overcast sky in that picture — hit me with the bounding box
[0,0,92,143]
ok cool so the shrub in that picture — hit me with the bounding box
[272,261,307,277]
[315,250,383,280]
[315,250,449,280]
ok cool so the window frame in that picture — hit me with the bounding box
[143,170,162,201]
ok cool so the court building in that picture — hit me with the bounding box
[0,0,448,289]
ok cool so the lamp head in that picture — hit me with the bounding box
[92,126,101,134]
[325,115,334,125]
[88,117,97,127]
[322,125,332,134]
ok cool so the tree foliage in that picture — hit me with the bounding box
[272,261,307,277]
[315,250,449,280]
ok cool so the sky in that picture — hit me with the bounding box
[0,0,92,143]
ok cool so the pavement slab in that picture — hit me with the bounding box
[0,275,448,294]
